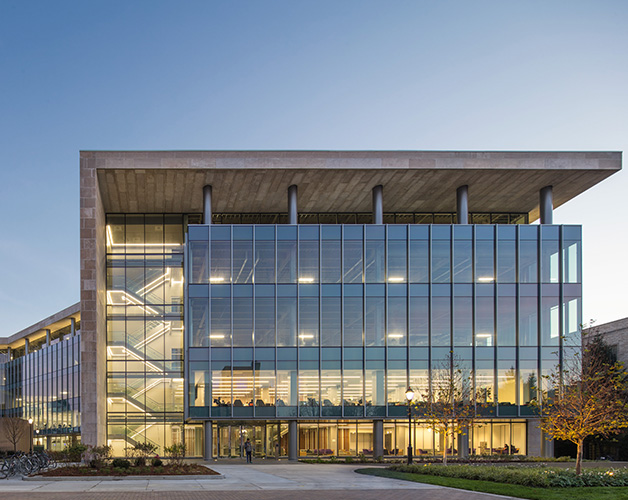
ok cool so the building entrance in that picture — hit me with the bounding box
[213,422,289,458]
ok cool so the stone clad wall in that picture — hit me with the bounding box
[585,318,628,367]
[79,153,106,446]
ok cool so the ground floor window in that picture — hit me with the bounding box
[184,418,528,458]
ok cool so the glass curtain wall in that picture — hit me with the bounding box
[186,224,581,423]
[106,214,188,456]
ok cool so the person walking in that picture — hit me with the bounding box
[244,438,253,463]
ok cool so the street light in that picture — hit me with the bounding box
[27,418,33,453]
[405,386,414,465]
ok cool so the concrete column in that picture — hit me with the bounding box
[456,185,469,224]
[527,420,542,456]
[288,185,298,224]
[540,185,553,224]
[288,420,298,461]
[457,431,469,458]
[70,318,76,336]
[373,420,384,459]
[372,185,383,224]
[24,338,29,355]
[6,346,11,361]
[45,329,51,346]
[203,420,213,460]
[203,185,213,224]
[541,431,555,458]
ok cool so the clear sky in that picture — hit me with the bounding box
[1,0,627,335]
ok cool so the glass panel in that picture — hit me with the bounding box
[409,239,429,283]
[233,296,253,346]
[321,296,341,346]
[255,295,275,346]
[453,239,472,283]
[453,295,472,346]
[409,296,429,346]
[190,241,209,283]
[497,293,516,346]
[541,238,559,283]
[299,296,319,346]
[497,239,516,283]
[519,240,537,283]
[365,296,385,347]
[475,240,494,283]
[344,240,363,283]
[519,360,538,406]
[299,370,319,415]
[255,240,275,283]
[321,239,341,283]
[299,240,319,283]
[211,240,231,283]
[233,239,253,284]
[388,296,406,346]
[255,369,275,408]
[343,369,363,409]
[344,295,363,346]
[276,369,297,407]
[431,296,450,346]
[210,295,231,347]
[277,240,297,283]
[387,239,407,283]
[497,358,516,405]
[431,240,450,283]
[475,296,494,347]
[277,297,297,346]
[519,293,538,346]
[365,239,385,283]
[563,233,581,283]
[321,369,342,407]
[541,294,560,346]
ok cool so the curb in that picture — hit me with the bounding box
[23,474,224,481]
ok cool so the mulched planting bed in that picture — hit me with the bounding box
[37,464,218,477]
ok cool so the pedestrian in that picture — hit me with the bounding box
[244,438,253,463]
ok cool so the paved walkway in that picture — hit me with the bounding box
[0,463,519,500]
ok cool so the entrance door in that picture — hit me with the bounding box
[215,424,267,458]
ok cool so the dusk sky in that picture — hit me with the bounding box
[1,1,627,335]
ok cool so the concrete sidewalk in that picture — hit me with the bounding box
[0,463,518,500]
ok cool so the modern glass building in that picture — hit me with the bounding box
[1,150,621,458]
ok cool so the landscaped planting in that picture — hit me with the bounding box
[388,464,628,487]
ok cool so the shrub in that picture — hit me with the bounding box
[388,464,628,488]
[345,456,354,464]
[164,442,186,466]
[82,445,112,468]
[151,456,163,467]
[111,458,131,469]
[66,443,88,462]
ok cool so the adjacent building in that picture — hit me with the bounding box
[1,150,622,458]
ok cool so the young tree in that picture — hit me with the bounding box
[419,353,488,465]
[3,417,26,452]
[537,333,628,475]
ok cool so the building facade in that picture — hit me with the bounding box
[2,150,621,458]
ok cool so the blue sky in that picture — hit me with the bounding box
[1,0,627,334]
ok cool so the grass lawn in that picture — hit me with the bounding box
[355,468,628,500]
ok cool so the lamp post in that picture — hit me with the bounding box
[27,418,33,453]
[405,386,414,465]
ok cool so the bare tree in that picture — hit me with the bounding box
[3,417,26,452]
[419,353,489,465]
[536,333,628,475]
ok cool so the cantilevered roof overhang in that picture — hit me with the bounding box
[83,150,621,221]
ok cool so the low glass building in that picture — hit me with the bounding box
[0,150,620,458]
